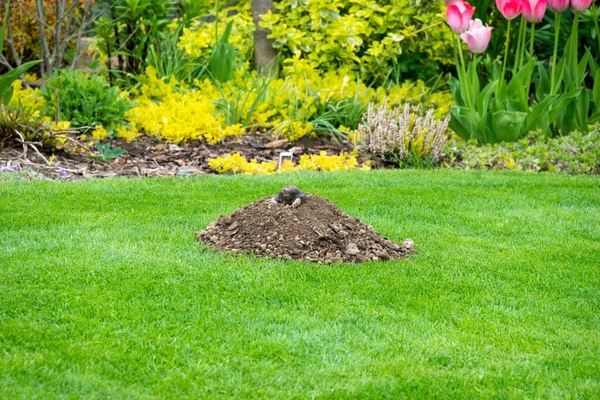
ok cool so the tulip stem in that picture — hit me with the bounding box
[514,16,525,73]
[551,12,561,95]
[456,35,471,107]
[525,23,536,98]
[572,12,579,86]
[520,20,527,70]
[529,23,535,61]
[592,5,600,60]
[500,19,512,96]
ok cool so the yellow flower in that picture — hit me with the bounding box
[117,125,140,143]
[91,125,109,139]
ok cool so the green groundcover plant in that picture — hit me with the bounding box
[444,127,600,173]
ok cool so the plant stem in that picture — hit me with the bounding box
[551,12,561,94]
[520,20,527,70]
[592,4,600,60]
[526,23,536,98]
[514,16,525,72]
[500,19,512,95]
[457,35,471,107]
[529,23,535,60]
[572,12,579,86]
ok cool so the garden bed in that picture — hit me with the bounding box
[0,131,358,180]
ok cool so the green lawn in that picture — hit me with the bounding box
[1,170,599,399]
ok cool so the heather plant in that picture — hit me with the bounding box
[41,69,133,134]
[358,100,450,168]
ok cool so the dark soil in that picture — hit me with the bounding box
[196,192,415,263]
[0,132,367,180]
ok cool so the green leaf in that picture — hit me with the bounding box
[574,89,590,133]
[0,60,40,104]
[220,20,234,45]
[593,70,600,110]
[476,81,497,116]
[467,61,480,105]
[209,21,236,83]
[547,89,580,122]
[578,49,590,84]
[448,77,465,108]
[449,106,479,141]
[535,61,550,103]
[0,1,8,51]
[588,53,599,78]
[492,110,526,142]
[523,95,555,135]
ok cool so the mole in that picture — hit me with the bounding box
[273,186,308,208]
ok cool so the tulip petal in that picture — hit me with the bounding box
[447,5,463,33]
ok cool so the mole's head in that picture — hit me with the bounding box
[274,186,299,204]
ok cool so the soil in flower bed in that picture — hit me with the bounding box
[196,189,415,263]
[0,132,361,180]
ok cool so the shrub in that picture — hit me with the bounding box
[444,129,600,174]
[259,0,454,84]
[358,101,450,168]
[41,69,132,133]
[126,67,244,144]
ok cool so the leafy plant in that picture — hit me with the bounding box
[208,19,236,83]
[146,24,207,83]
[213,73,272,126]
[93,0,178,80]
[41,69,133,133]
[93,142,125,161]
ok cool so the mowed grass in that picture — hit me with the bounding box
[0,170,599,399]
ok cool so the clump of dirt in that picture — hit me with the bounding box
[196,191,415,263]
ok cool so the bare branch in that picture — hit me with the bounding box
[5,1,21,68]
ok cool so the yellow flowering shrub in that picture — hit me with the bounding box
[9,81,44,115]
[208,150,369,174]
[126,67,244,143]
[259,0,454,84]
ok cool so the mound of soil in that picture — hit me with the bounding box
[196,193,415,263]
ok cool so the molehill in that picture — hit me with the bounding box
[196,186,415,263]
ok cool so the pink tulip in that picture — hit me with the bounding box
[571,0,592,11]
[443,0,454,4]
[460,19,493,53]
[496,0,523,19]
[522,0,547,22]
[547,0,569,12]
[446,0,476,33]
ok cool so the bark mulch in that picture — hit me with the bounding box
[0,132,363,180]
